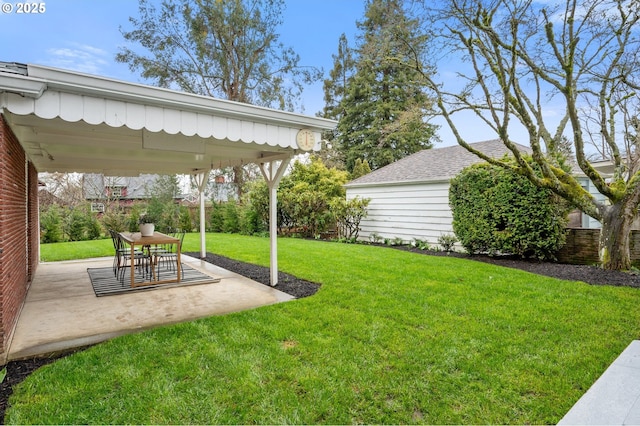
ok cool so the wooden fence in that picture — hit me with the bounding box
[556,228,640,265]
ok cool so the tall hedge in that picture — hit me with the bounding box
[449,161,569,259]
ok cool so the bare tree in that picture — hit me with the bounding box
[421,0,640,270]
[39,172,84,207]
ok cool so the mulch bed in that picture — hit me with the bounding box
[2,248,639,422]
[393,246,640,288]
[184,252,321,299]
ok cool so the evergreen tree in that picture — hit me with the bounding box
[118,0,321,198]
[118,0,319,110]
[351,158,372,180]
[316,34,356,169]
[330,0,438,173]
[40,205,63,243]
[209,203,225,232]
[149,174,181,203]
[322,33,356,121]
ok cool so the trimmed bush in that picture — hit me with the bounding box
[449,161,569,259]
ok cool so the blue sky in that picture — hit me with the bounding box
[0,0,365,116]
[0,0,524,146]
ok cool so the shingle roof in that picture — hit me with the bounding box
[345,139,532,186]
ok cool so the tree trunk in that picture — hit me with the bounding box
[599,203,634,270]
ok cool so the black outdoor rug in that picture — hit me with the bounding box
[87,264,220,297]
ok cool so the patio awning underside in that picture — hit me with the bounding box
[3,113,296,175]
[0,63,335,175]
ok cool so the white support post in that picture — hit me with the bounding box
[194,171,210,259]
[259,158,291,286]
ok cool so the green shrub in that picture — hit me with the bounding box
[412,238,431,250]
[145,197,169,231]
[369,233,383,244]
[162,205,182,232]
[101,210,129,233]
[66,208,86,241]
[244,180,269,231]
[239,202,265,235]
[127,207,143,232]
[42,203,105,242]
[246,158,350,238]
[40,205,64,243]
[178,206,193,232]
[437,234,458,252]
[331,196,370,240]
[384,237,404,246]
[85,211,103,240]
[222,201,240,233]
[449,161,569,259]
[282,188,332,238]
[278,158,349,237]
[209,203,224,232]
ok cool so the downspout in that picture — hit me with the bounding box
[259,158,291,286]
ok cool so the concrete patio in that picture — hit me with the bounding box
[4,255,294,361]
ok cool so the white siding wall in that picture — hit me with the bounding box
[346,181,456,247]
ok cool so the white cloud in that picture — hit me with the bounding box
[45,43,110,75]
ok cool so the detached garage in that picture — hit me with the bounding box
[345,140,531,247]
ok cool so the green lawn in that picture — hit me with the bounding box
[9,233,640,424]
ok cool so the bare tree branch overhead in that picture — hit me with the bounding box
[420,0,640,270]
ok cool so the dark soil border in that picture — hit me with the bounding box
[184,252,321,299]
[391,245,640,288]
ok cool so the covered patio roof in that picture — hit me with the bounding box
[0,62,337,285]
[0,62,336,175]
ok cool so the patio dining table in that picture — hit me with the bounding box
[118,231,181,287]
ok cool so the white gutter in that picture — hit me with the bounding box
[26,64,336,131]
[0,73,46,98]
[345,177,452,189]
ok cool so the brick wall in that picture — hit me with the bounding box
[557,228,640,265]
[0,114,34,354]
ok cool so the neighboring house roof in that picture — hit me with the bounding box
[83,173,185,200]
[346,139,532,187]
[38,188,65,207]
[570,158,616,178]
